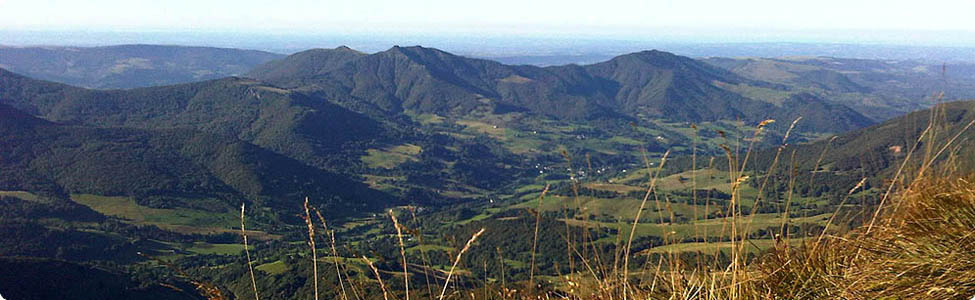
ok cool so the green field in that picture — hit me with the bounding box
[0,190,44,202]
[583,183,645,193]
[514,194,720,224]
[641,237,808,255]
[362,174,407,192]
[256,260,289,275]
[70,194,243,235]
[614,168,762,201]
[406,244,454,254]
[185,242,249,255]
[571,212,831,242]
[406,111,446,125]
[361,144,423,169]
[713,81,797,106]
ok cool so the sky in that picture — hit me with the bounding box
[2,0,975,52]
[2,0,974,36]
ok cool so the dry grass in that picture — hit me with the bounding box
[717,174,975,300]
[499,110,974,299]
[240,203,260,300]
[364,255,391,300]
[302,197,319,300]
[623,149,669,299]
[390,209,410,300]
[222,101,975,300]
[529,184,550,292]
[846,176,975,299]
[315,208,350,300]
[440,228,486,300]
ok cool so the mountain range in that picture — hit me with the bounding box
[0,44,283,89]
[704,56,975,120]
[252,46,872,133]
[1,45,945,218]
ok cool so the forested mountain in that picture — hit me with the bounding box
[0,46,887,219]
[787,100,975,193]
[0,68,385,170]
[0,44,282,89]
[0,103,392,214]
[259,46,872,132]
[581,51,872,132]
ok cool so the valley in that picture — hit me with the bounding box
[1,43,974,299]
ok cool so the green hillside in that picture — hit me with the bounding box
[0,103,393,215]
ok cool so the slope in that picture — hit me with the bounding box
[670,100,975,198]
[0,257,204,300]
[0,68,386,170]
[0,103,393,215]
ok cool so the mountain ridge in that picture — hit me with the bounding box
[0,44,283,89]
[253,46,872,132]
[0,68,387,170]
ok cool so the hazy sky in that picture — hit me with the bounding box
[2,0,974,38]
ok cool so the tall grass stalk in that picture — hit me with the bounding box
[558,151,577,277]
[496,247,506,299]
[240,203,260,300]
[622,149,669,299]
[803,136,837,218]
[737,118,799,255]
[918,117,975,177]
[332,230,364,300]
[864,123,932,235]
[363,256,390,300]
[439,228,485,300]
[691,124,700,248]
[778,149,798,239]
[389,209,410,300]
[408,207,438,300]
[302,197,319,300]
[528,184,550,293]
[313,208,349,300]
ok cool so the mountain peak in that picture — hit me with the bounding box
[383,45,446,56]
[330,45,365,55]
[373,45,476,69]
[603,49,690,68]
[638,49,674,55]
[247,46,367,81]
